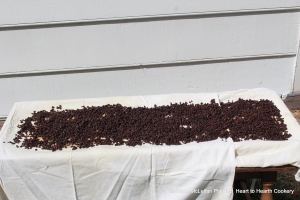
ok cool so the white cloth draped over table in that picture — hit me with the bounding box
[218,89,300,182]
[0,88,300,200]
[0,139,235,200]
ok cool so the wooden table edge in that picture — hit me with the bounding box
[236,165,298,172]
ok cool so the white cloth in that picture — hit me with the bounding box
[0,93,235,200]
[1,88,300,199]
[219,88,300,182]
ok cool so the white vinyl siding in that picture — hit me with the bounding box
[0,1,300,117]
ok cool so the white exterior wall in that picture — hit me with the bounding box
[294,40,300,93]
[1,1,300,117]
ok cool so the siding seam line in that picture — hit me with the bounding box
[0,53,296,78]
[0,6,300,29]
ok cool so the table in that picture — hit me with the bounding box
[1,89,300,200]
[235,165,298,200]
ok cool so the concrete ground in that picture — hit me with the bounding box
[284,95,300,110]
[284,95,300,124]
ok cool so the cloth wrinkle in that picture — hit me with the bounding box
[28,153,49,171]
[104,153,141,199]
[149,144,153,183]
[3,163,43,200]
[70,151,78,200]
[30,171,68,181]
[22,173,50,200]
[160,152,172,185]
[115,154,141,200]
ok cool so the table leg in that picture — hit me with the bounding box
[260,172,277,200]
[240,180,251,200]
[0,185,8,200]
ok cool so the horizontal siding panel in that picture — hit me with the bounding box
[0,12,299,74]
[1,0,300,26]
[0,57,295,117]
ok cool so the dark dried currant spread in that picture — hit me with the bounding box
[9,99,290,151]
